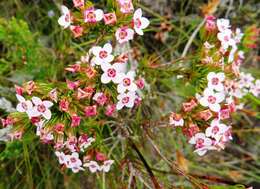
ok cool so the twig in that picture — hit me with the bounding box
[129,139,163,189]
[181,18,206,58]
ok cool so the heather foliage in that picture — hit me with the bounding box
[0,0,259,189]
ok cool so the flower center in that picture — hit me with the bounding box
[119,30,127,39]
[122,97,130,104]
[135,18,142,28]
[99,50,108,59]
[212,77,219,85]
[196,138,204,148]
[107,68,116,78]
[71,157,77,163]
[65,14,70,22]
[86,12,95,20]
[37,104,46,113]
[212,126,219,134]
[208,95,216,104]
[21,102,28,110]
[123,78,131,86]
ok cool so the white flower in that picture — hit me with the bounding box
[84,7,103,23]
[66,152,84,173]
[250,80,260,97]
[216,18,230,32]
[132,8,150,35]
[91,43,114,65]
[55,151,68,165]
[204,41,215,49]
[35,120,45,136]
[207,72,225,91]
[205,119,229,141]
[100,160,114,172]
[29,97,53,120]
[100,63,124,84]
[115,26,134,44]
[58,5,72,28]
[116,91,136,110]
[84,161,101,173]
[16,94,33,114]
[199,88,225,112]
[189,133,214,156]
[217,29,235,50]
[234,28,244,43]
[79,137,95,152]
[169,112,184,127]
[239,72,255,88]
[117,71,137,93]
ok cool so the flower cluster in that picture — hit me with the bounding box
[169,17,259,156]
[58,0,149,44]
[1,0,150,174]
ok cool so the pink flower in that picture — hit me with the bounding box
[96,152,107,161]
[205,119,229,141]
[197,109,213,121]
[84,66,96,79]
[100,63,124,84]
[218,108,230,120]
[199,88,225,112]
[117,0,134,14]
[48,88,58,103]
[59,99,70,112]
[207,72,225,91]
[136,78,145,89]
[15,85,23,95]
[1,117,13,127]
[8,131,23,141]
[71,114,81,127]
[91,43,114,65]
[65,64,81,73]
[115,53,128,63]
[105,104,116,116]
[54,123,65,134]
[78,134,95,151]
[117,71,137,93]
[132,8,150,35]
[25,81,36,95]
[134,96,142,106]
[189,133,214,156]
[40,130,54,144]
[73,0,84,8]
[66,80,80,90]
[84,7,103,23]
[101,160,114,172]
[84,105,97,117]
[70,25,84,38]
[16,94,33,114]
[93,92,107,105]
[103,13,117,25]
[205,15,216,31]
[169,112,184,127]
[84,161,101,173]
[29,97,53,120]
[58,5,72,28]
[116,91,136,110]
[66,136,78,152]
[76,87,94,100]
[182,99,197,112]
[115,26,134,44]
